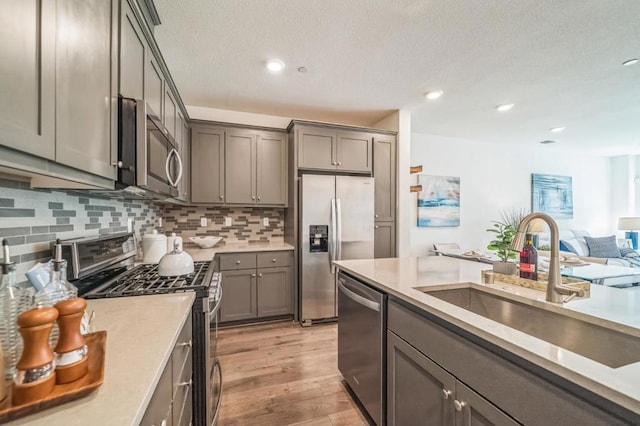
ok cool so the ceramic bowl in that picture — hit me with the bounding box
[189,236,223,249]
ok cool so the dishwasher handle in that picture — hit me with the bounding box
[338,279,380,312]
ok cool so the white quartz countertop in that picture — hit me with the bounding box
[334,256,640,415]
[184,241,294,262]
[7,292,195,426]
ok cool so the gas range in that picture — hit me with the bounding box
[77,261,220,300]
[59,232,223,425]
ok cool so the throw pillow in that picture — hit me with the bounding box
[584,235,622,258]
[561,238,589,256]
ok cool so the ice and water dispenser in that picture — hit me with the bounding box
[309,225,328,253]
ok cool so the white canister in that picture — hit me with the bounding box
[142,230,167,263]
[166,232,183,252]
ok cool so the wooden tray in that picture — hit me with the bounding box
[0,331,106,423]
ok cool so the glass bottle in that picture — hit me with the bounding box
[34,240,78,348]
[519,233,538,280]
[0,240,34,379]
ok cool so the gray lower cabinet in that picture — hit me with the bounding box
[257,267,292,317]
[388,300,636,426]
[219,269,258,322]
[54,0,117,180]
[373,135,396,222]
[218,251,293,323]
[388,331,520,426]
[374,222,396,258]
[141,318,193,426]
[191,127,225,203]
[293,124,373,173]
[0,0,56,160]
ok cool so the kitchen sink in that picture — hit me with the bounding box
[417,286,640,368]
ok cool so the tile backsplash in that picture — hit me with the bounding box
[161,205,284,244]
[0,178,160,277]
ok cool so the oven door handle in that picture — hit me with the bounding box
[211,358,223,426]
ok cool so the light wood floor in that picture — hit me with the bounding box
[215,321,369,426]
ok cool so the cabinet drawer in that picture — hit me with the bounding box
[257,251,291,268]
[219,253,257,270]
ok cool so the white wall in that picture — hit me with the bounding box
[410,133,612,257]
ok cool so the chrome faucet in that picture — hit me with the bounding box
[510,212,584,303]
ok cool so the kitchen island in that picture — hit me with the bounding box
[334,256,640,425]
[6,292,194,426]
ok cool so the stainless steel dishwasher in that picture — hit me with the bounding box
[337,271,387,425]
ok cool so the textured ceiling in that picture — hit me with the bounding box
[153,0,640,155]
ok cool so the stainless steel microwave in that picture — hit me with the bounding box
[116,97,183,198]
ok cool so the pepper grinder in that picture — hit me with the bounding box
[54,298,89,384]
[12,306,58,406]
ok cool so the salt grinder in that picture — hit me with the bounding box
[54,298,89,384]
[12,306,58,406]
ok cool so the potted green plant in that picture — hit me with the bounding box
[486,221,518,275]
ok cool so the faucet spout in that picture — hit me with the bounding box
[509,212,575,303]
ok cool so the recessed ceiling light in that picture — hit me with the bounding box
[550,126,566,133]
[622,58,638,67]
[496,103,514,112]
[540,140,557,144]
[266,59,285,72]
[424,90,444,100]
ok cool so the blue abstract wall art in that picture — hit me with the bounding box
[531,173,573,219]
[417,174,460,227]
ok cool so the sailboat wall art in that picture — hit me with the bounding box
[417,174,460,227]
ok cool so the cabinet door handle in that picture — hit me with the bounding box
[332,162,337,165]
[453,400,466,411]
[375,214,379,218]
[236,260,241,264]
[252,196,255,200]
[258,273,263,277]
[257,196,261,201]
[337,161,341,166]
[220,195,224,199]
[272,258,277,262]
[251,273,256,277]
[177,379,192,387]
[375,226,379,229]
[112,161,123,168]
[442,389,452,399]
[177,339,192,348]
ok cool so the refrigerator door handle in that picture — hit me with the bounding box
[330,198,336,274]
[336,198,343,261]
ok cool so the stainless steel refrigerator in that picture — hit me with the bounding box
[300,174,374,324]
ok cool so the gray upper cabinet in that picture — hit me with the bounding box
[0,0,56,160]
[163,88,178,139]
[145,53,164,119]
[54,0,117,180]
[225,130,256,204]
[256,133,287,205]
[373,135,396,222]
[119,0,146,99]
[297,126,336,170]
[191,124,287,206]
[191,127,225,203]
[336,131,372,173]
[177,112,190,202]
[294,124,372,173]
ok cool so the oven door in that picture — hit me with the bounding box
[135,100,182,197]
[207,285,223,425]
